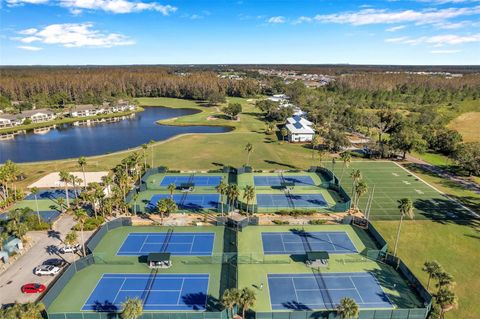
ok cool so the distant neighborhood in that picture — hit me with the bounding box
[0,101,135,128]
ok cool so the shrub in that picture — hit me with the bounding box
[272,219,289,225]
[25,214,50,230]
[309,219,327,225]
[73,216,105,231]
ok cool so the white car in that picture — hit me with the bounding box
[59,244,81,254]
[34,265,60,276]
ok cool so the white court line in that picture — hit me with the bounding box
[348,277,365,304]
[112,278,127,305]
[291,278,300,303]
[393,162,479,218]
[176,279,185,305]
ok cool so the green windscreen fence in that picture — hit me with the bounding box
[254,309,429,319]
[47,311,228,319]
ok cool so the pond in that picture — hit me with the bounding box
[0,106,231,163]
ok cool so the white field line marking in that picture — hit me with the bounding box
[393,162,480,218]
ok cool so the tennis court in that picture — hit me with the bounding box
[262,231,357,254]
[148,194,220,210]
[254,176,315,187]
[0,210,61,223]
[268,272,393,310]
[256,193,327,208]
[117,232,215,256]
[24,189,78,200]
[82,273,209,311]
[160,175,222,187]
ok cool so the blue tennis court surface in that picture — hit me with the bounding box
[117,232,215,256]
[256,194,327,208]
[0,210,61,223]
[254,175,315,187]
[160,175,222,187]
[82,273,209,311]
[24,189,78,200]
[268,272,393,310]
[148,194,220,210]
[262,231,357,254]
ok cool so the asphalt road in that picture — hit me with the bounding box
[0,214,92,306]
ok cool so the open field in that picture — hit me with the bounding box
[374,220,480,319]
[447,111,480,142]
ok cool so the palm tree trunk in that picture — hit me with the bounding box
[82,167,87,188]
[427,276,431,290]
[65,183,70,207]
[393,215,404,257]
[220,193,224,217]
[35,195,41,224]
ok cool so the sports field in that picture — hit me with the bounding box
[134,172,229,213]
[237,225,425,312]
[47,226,225,314]
[331,161,473,220]
[237,171,345,212]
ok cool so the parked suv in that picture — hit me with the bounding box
[59,244,81,254]
[34,265,60,276]
[43,258,67,267]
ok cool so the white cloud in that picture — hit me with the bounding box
[431,49,461,53]
[434,21,470,29]
[267,16,286,24]
[386,25,406,32]
[16,23,135,48]
[386,33,480,45]
[18,28,38,35]
[17,45,43,51]
[6,0,48,5]
[313,6,480,26]
[59,0,177,14]
[293,16,313,25]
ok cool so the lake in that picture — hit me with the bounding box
[0,106,231,163]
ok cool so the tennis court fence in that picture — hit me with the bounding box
[47,311,229,319]
[86,217,132,253]
[254,308,429,319]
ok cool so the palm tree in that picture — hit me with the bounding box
[354,181,368,209]
[78,156,87,188]
[435,271,454,292]
[132,193,139,216]
[59,171,71,208]
[167,183,176,199]
[422,261,442,290]
[222,288,240,319]
[243,185,255,215]
[101,174,114,196]
[393,198,414,257]
[310,135,320,165]
[331,157,336,174]
[245,143,254,166]
[30,187,41,224]
[280,127,288,142]
[15,302,45,319]
[121,297,143,319]
[73,208,88,256]
[239,287,256,319]
[141,143,148,169]
[156,198,177,224]
[436,288,456,319]
[349,169,362,206]
[149,140,155,168]
[336,297,359,319]
[227,184,240,211]
[339,152,352,183]
[216,180,228,216]
[64,230,78,246]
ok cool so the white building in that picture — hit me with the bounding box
[21,109,56,123]
[69,104,101,117]
[0,114,23,128]
[285,115,315,142]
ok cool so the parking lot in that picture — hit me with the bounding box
[0,214,93,306]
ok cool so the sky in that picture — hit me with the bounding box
[0,0,479,65]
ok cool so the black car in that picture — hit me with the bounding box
[43,258,67,267]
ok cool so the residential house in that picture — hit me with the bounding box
[21,109,56,123]
[69,104,101,117]
[285,115,315,142]
[0,113,23,128]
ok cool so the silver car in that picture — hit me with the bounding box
[34,265,60,276]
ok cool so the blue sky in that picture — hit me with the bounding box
[1,0,479,65]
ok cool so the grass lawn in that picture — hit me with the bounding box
[447,111,480,143]
[374,219,480,319]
